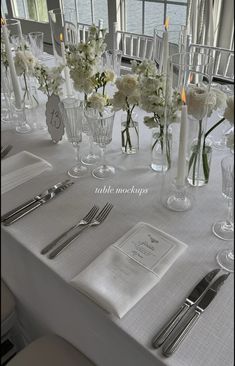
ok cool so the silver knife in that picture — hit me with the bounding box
[152,268,220,348]
[1,179,70,222]
[162,273,230,357]
[2,181,74,226]
[1,144,13,159]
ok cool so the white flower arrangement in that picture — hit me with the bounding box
[66,25,108,97]
[33,63,65,97]
[131,59,158,78]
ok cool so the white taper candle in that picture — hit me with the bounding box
[176,97,188,187]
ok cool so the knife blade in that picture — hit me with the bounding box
[152,268,220,348]
[162,273,230,357]
[1,144,13,159]
[1,179,71,222]
[2,181,74,226]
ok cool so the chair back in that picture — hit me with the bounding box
[188,44,234,82]
[113,22,154,61]
[64,21,78,45]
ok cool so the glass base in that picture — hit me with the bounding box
[92,165,115,179]
[187,177,207,187]
[81,153,100,165]
[167,194,191,211]
[212,221,234,240]
[151,162,168,173]
[68,164,88,178]
[16,123,32,134]
[216,249,234,272]
[122,146,138,155]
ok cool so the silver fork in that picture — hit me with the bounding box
[41,205,100,255]
[48,202,114,259]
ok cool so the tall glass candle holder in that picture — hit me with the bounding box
[172,52,213,187]
[48,8,78,64]
[153,24,186,74]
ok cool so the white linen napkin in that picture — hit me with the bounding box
[71,222,187,318]
[1,151,52,194]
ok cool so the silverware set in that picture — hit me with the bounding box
[1,144,13,159]
[41,202,113,259]
[152,269,230,357]
[1,180,74,225]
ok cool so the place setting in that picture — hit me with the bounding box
[1,2,234,366]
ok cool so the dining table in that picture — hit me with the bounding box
[1,80,234,366]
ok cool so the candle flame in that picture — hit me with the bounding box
[60,33,63,42]
[1,18,6,26]
[164,17,170,31]
[181,88,186,104]
[189,73,194,83]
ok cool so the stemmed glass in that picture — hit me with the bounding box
[81,115,100,166]
[85,107,115,179]
[212,156,234,240]
[215,160,234,272]
[59,98,88,178]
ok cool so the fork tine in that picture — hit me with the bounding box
[83,205,99,222]
[96,203,113,222]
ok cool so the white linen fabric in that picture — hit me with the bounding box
[71,222,187,318]
[1,151,52,194]
[1,106,234,366]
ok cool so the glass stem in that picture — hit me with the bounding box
[224,198,234,229]
[74,143,81,170]
[100,145,106,168]
[89,134,94,155]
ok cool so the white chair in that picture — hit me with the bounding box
[1,280,24,365]
[6,335,96,366]
[77,22,90,43]
[188,44,234,83]
[64,21,78,45]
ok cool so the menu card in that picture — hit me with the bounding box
[71,222,187,318]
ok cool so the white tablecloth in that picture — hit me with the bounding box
[1,106,234,366]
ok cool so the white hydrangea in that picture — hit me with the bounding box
[14,50,37,76]
[112,91,127,111]
[131,59,157,77]
[115,74,139,97]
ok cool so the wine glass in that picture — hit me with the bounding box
[80,116,100,166]
[216,165,234,273]
[212,156,234,240]
[59,98,88,178]
[85,107,115,179]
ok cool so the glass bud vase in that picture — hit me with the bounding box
[121,111,139,154]
[22,74,38,110]
[187,116,213,187]
[151,125,172,172]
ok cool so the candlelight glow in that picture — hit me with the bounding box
[60,33,64,42]
[181,88,186,104]
[189,73,194,83]
[164,17,170,31]
[1,18,6,26]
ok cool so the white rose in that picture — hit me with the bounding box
[224,96,234,124]
[187,86,211,120]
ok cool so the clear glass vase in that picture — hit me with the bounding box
[121,112,139,155]
[22,74,38,110]
[151,125,172,172]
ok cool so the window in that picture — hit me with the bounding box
[62,0,109,29]
[125,0,188,36]
[11,0,49,22]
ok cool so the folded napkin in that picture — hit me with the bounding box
[71,222,187,318]
[1,151,52,194]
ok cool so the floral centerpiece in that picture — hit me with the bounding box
[66,25,109,100]
[33,63,65,98]
[132,59,181,169]
[112,74,140,154]
[13,42,38,108]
